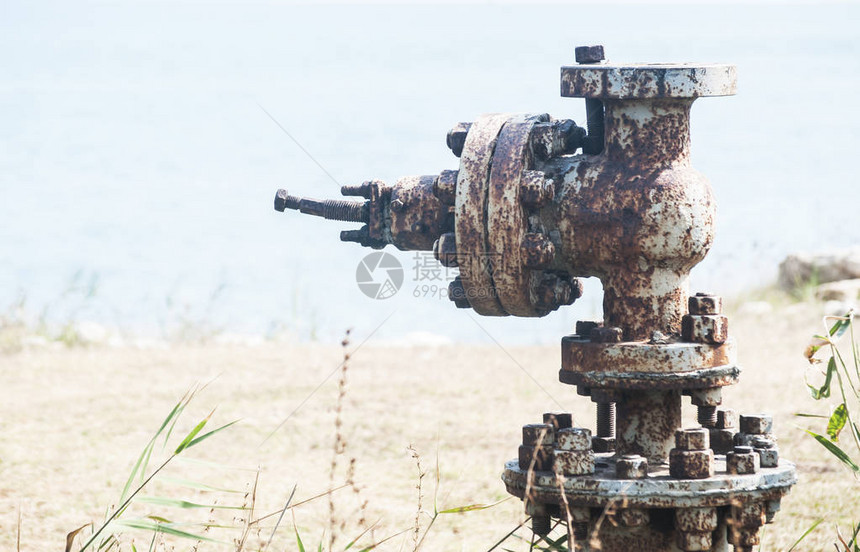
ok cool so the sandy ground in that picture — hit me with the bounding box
[1,302,858,551]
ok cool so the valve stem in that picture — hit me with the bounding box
[274,189,369,223]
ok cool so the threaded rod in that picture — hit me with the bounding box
[596,402,616,438]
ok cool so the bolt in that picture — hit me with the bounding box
[433,169,458,205]
[727,446,760,474]
[591,436,615,453]
[739,414,773,435]
[596,402,616,439]
[616,454,648,479]
[682,314,729,344]
[717,408,737,429]
[446,122,472,157]
[340,182,373,199]
[433,232,458,267]
[575,320,601,337]
[447,277,470,309]
[557,427,591,451]
[689,293,722,315]
[698,406,718,427]
[521,233,556,268]
[590,326,622,343]
[520,170,555,208]
[690,388,722,428]
[275,189,369,222]
[522,423,554,446]
[543,412,573,431]
[531,513,551,535]
[676,428,710,451]
[575,45,605,64]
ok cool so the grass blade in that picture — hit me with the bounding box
[806,429,860,472]
[135,496,248,510]
[65,524,90,552]
[185,420,240,450]
[438,497,509,514]
[174,410,213,454]
[112,519,221,543]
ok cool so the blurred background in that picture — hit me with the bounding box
[1,1,858,344]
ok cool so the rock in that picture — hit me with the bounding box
[778,249,860,291]
[815,279,860,302]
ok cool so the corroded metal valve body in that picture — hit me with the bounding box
[274,46,795,552]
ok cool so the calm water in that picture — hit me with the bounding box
[1,2,858,344]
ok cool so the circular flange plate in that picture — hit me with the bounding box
[560,63,737,99]
[562,336,737,374]
[455,113,511,316]
[502,456,796,509]
[487,113,548,317]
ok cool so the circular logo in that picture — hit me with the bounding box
[355,252,404,300]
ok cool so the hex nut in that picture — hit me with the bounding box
[433,169,458,204]
[731,501,765,528]
[619,508,648,527]
[616,454,648,479]
[669,449,714,479]
[734,432,776,448]
[676,530,712,551]
[590,326,623,343]
[557,427,592,451]
[716,408,737,429]
[446,122,471,157]
[575,320,601,337]
[522,423,554,446]
[518,444,553,471]
[543,412,573,431]
[576,385,591,397]
[590,388,622,404]
[727,448,760,474]
[689,294,722,315]
[682,314,728,344]
[676,428,710,451]
[521,233,556,268]
[591,436,615,453]
[520,170,554,208]
[739,414,773,435]
[755,447,779,468]
[575,45,605,64]
[675,507,718,532]
[433,232,458,267]
[689,387,722,407]
[553,449,595,475]
[708,428,735,454]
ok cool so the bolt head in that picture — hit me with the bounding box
[727,449,760,474]
[446,122,471,157]
[675,428,710,451]
[434,232,458,267]
[739,414,773,435]
[575,320,601,337]
[543,412,573,431]
[553,449,595,476]
[433,169,458,205]
[590,326,623,343]
[520,170,554,208]
[521,233,556,269]
[716,408,737,429]
[522,423,554,446]
[690,387,722,407]
[616,454,648,479]
[575,45,605,64]
[669,449,714,479]
[518,444,553,471]
[675,507,719,532]
[557,427,592,451]
[682,314,728,344]
[591,436,615,453]
[689,294,722,315]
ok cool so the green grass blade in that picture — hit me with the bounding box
[174,410,213,454]
[135,496,248,510]
[788,518,824,551]
[112,519,221,543]
[806,429,860,472]
[294,526,306,552]
[438,497,509,514]
[157,476,243,494]
[185,420,239,450]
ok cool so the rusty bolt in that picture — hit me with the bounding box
[727,446,760,474]
[675,428,710,451]
[591,436,615,453]
[447,277,470,309]
[731,501,765,528]
[533,274,576,311]
[575,45,605,64]
[543,412,572,431]
[739,414,773,435]
[521,233,556,269]
[553,449,595,476]
[596,401,616,439]
[590,389,622,404]
[340,182,374,199]
[675,507,718,532]
[689,293,722,315]
[557,427,591,451]
[669,449,714,479]
[590,326,623,343]
[433,232,458,267]
[753,437,779,468]
[520,170,555,208]
[575,320,601,337]
[518,444,553,471]
[619,508,648,527]
[522,423,554,446]
[709,428,735,455]
[682,314,728,344]
[576,385,591,397]
[433,169,458,205]
[616,454,648,479]
[717,408,737,429]
[446,122,471,157]
[690,388,722,428]
[676,531,712,552]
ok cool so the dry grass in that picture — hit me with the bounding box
[0,302,857,550]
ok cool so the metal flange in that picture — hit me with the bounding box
[561,63,737,99]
